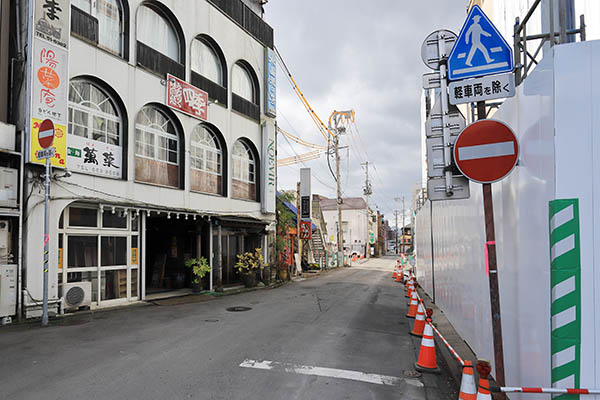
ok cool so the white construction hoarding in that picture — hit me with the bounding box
[415,40,600,399]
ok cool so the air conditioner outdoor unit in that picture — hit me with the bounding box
[60,282,92,310]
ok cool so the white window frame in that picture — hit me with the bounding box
[135,107,179,166]
[190,126,222,177]
[232,141,256,184]
[59,205,140,306]
[68,81,122,145]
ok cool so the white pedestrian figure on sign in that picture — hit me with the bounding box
[465,15,494,66]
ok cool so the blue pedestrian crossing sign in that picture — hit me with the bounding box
[447,5,513,81]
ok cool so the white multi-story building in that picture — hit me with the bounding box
[7,0,277,318]
[320,197,377,258]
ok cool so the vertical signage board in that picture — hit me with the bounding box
[300,168,311,221]
[261,122,276,214]
[29,0,70,167]
[265,48,276,117]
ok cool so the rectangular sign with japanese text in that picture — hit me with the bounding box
[166,74,208,121]
[28,0,69,167]
[449,72,515,105]
[66,135,123,179]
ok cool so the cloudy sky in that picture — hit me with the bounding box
[264,1,468,226]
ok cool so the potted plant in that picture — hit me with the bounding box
[235,248,263,288]
[185,257,211,293]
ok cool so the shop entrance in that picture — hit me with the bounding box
[145,214,209,295]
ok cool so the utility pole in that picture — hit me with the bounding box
[362,161,372,258]
[401,196,406,255]
[296,181,302,275]
[394,209,399,255]
[329,110,354,267]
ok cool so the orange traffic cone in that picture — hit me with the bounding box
[395,273,402,282]
[406,291,418,318]
[414,318,440,374]
[392,268,398,278]
[410,301,426,337]
[458,361,477,400]
[475,360,492,400]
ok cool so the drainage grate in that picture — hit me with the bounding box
[204,319,219,322]
[226,306,252,312]
[403,370,422,378]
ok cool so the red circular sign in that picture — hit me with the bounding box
[453,119,519,184]
[37,119,55,149]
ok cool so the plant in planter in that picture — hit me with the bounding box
[235,248,263,288]
[184,257,211,293]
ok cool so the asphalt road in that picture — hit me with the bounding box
[0,256,457,400]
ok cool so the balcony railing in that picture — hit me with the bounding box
[232,93,260,122]
[136,41,185,80]
[207,0,274,48]
[71,5,99,45]
[191,71,227,106]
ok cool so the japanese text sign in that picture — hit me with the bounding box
[299,221,312,240]
[166,74,208,121]
[449,73,515,105]
[29,0,69,167]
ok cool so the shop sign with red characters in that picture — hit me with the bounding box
[29,0,69,167]
[299,221,312,240]
[166,74,208,121]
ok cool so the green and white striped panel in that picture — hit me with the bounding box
[549,199,581,399]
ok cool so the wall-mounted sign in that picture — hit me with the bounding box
[34,0,70,49]
[300,168,311,220]
[166,73,208,121]
[299,221,312,240]
[261,122,276,214]
[265,48,276,117]
[66,135,123,179]
[29,1,69,168]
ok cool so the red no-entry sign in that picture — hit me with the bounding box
[37,119,55,149]
[453,119,519,184]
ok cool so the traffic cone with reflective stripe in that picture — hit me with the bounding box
[406,279,413,298]
[410,301,426,337]
[414,318,440,374]
[406,291,419,318]
[395,271,403,282]
[393,267,398,279]
[458,361,477,400]
[475,360,492,400]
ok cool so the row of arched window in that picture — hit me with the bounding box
[71,0,262,120]
[68,78,259,201]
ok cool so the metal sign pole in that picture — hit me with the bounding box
[42,157,50,326]
[438,33,453,195]
[477,101,506,398]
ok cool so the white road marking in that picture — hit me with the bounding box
[457,141,515,161]
[239,359,423,387]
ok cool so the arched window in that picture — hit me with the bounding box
[137,4,179,61]
[232,61,260,121]
[232,140,257,201]
[71,0,125,56]
[134,105,181,188]
[232,63,254,103]
[68,79,124,179]
[190,35,227,105]
[191,38,222,86]
[190,125,224,195]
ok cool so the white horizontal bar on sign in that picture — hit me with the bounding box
[454,61,509,75]
[457,141,515,161]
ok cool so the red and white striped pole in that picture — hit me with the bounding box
[492,387,600,395]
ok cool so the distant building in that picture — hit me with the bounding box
[320,196,370,258]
